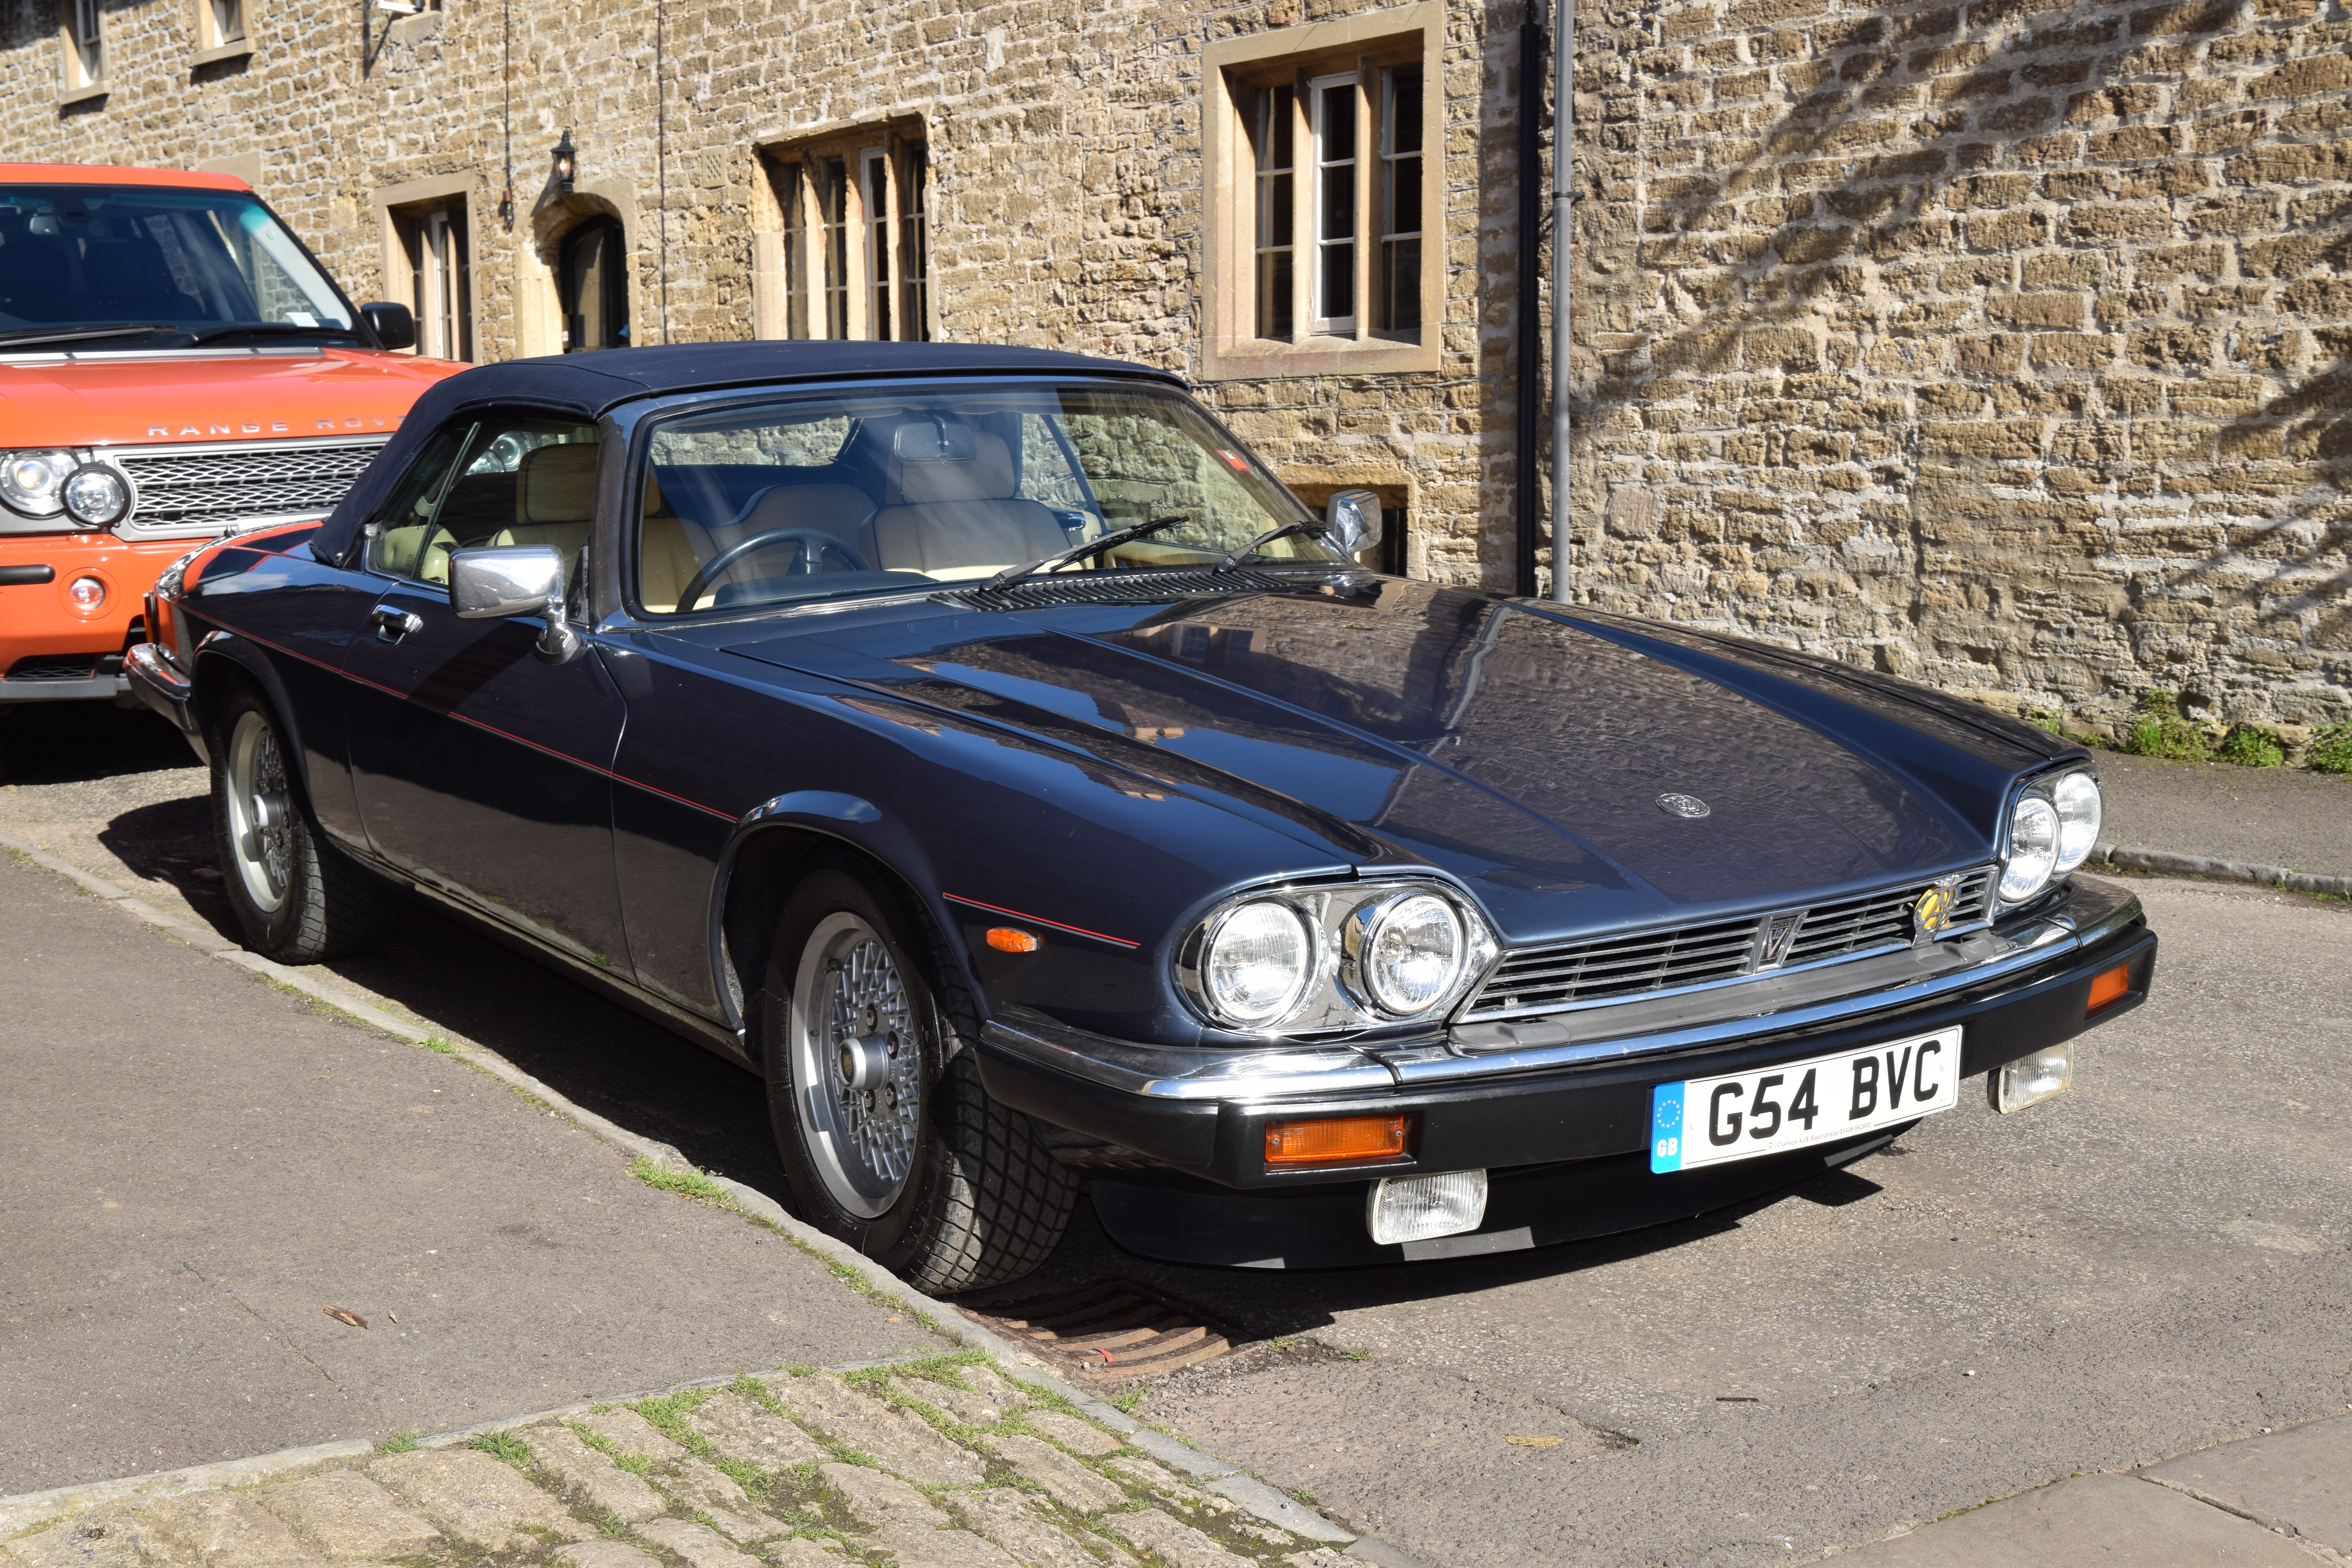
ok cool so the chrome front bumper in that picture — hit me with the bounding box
[984,877,2145,1105]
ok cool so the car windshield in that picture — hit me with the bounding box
[632,381,1342,615]
[0,183,357,347]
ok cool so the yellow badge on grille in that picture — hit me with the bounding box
[1913,884,1954,936]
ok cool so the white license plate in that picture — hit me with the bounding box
[1648,1027,1963,1173]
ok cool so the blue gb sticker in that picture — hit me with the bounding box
[1649,1081,1686,1174]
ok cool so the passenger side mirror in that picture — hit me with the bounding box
[1324,489,1383,561]
[360,301,417,352]
[449,545,581,663]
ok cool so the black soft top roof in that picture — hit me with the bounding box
[309,340,1183,564]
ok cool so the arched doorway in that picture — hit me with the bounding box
[557,217,628,351]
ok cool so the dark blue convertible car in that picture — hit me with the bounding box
[128,343,2157,1292]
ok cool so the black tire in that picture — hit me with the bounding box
[209,682,399,963]
[758,854,1078,1294]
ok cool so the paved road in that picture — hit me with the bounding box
[8,704,2349,1566]
[2098,750,2352,877]
[0,717,931,1499]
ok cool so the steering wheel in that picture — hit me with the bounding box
[675,526,870,611]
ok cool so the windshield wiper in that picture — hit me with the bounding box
[987,512,1191,590]
[1217,518,1327,571]
[183,323,361,345]
[0,323,183,349]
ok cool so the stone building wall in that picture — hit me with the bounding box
[0,0,1541,586]
[1564,0,2352,730]
[4,0,2347,730]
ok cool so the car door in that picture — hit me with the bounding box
[342,410,633,973]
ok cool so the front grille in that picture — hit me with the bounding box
[1460,866,1998,1022]
[940,567,1285,613]
[114,437,388,529]
[5,653,109,681]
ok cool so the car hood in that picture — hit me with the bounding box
[720,576,2065,944]
[0,347,461,448]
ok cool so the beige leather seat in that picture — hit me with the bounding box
[504,443,597,583]
[638,471,718,613]
[728,482,877,563]
[868,430,1067,579]
[376,521,458,583]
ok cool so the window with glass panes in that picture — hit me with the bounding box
[763,132,931,343]
[69,0,103,85]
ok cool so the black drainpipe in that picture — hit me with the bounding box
[1513,7,1545,599]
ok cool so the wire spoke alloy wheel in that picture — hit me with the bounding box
[789,911,923,1219]
[225,709,293,915]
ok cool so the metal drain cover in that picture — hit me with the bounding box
[961,1280,1233,1381]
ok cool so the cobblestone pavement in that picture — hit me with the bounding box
[0,1359,1353,1568]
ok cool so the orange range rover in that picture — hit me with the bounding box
[0,163,461,705]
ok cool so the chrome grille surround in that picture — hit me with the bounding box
[1459,866,1998,1023]
[108,436,390,541]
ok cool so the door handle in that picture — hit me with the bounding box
[371,605,424,642]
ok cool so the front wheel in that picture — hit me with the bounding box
[759,858,1078,1294]
[210,683,399,963]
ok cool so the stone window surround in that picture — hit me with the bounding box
[1200,2,1442,381]
[191,0,254,68]
[57,0,105,106]
[517,181,643,359]
[371,174,482,362]
[748,116,933,344]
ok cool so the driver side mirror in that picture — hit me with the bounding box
[360,301,417,352]
[450,545,581,664]
[1325,489,1383,561]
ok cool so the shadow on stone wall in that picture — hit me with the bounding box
[1567,0,2352,726]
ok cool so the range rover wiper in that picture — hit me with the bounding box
[183,323,361,345]
[0,323,181,348]
[987,512,1191,590]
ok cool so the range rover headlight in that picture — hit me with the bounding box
[61,463,132,527]
[1202,900,1316,1028]
[1,449,77,517]
[2051,769,2101,873]
[2000,793,2061,904]
[1348,893,1465,1017]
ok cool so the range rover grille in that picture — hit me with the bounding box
[1460,867,1998,1022]
[113,437,388,530]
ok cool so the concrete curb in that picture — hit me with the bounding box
[0,833,1384,1556]
[0,1442,375,1539]
[2095,841,2352,900]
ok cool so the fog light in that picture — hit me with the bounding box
[1366,1169,1487,1246]
[1993,1044,2072,1114]
[67,575,105,610]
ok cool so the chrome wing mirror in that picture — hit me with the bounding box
[1323,488,1383,561]
[449,545,581,664]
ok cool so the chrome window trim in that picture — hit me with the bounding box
[979,878,2142,1104]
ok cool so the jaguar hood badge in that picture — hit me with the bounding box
[1656,792,1711,819]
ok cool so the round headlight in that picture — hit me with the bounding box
[1204,900,1315,1027]
[2001,794,2060,904]
[61,463,131,526]
[2051,769,2101,873]
[1359,893,1465,1016]
[1,449,76,517]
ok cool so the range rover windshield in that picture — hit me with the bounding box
[0,184,358,349]
[631,382,1346,615]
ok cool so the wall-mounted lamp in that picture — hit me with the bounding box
[552,130,576,195]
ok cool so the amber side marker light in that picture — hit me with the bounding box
[2086,962,2131,1014]
[986,927,1039,953]
[1265,1114,1415,1169]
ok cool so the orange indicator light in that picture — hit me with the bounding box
[986,927,1039,953]
[1264,1114,1414,1169]
[2086,962,2130,1014]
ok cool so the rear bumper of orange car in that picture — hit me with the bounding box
[0,533,190,702]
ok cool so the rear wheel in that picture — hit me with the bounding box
[210,683,399,963]
[759,857,1078,1294]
